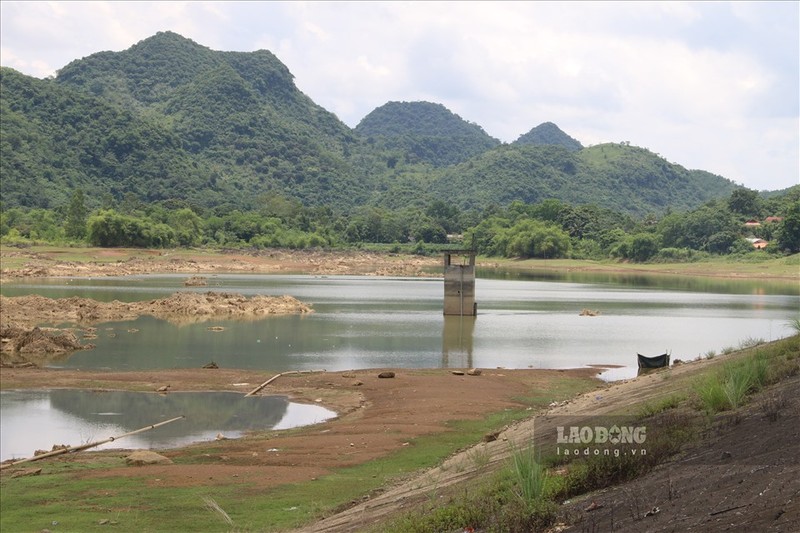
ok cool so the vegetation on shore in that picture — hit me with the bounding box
[3,186,799,265]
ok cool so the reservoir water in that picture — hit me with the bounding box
[1,271,797,461]
[2,272,797,376]
[0,390,336,462]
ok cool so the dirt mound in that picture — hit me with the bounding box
[1,325,94,367]
[0,292,313,331]
[135,292,313,321]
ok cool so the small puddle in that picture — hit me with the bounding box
[0,390,336,462]
[596,366,639,382]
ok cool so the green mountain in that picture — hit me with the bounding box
[53,31,365,209]
[354,101,501,167]
[429,143,735,216]
[513,122,582,151]
[0,66,206,209]
[1,31,739,219]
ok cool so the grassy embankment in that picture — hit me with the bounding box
[378,331,800,533]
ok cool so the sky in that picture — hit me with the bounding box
[1,1,798,192]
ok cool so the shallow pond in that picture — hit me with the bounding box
[1,273,796,381]
[0,390,336,462]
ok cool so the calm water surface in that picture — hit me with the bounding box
[0,390,335,462]
[2,272,797,379]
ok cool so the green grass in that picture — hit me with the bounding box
[508,443,548,505]
[512,375,601,408]
[637,393,686,418]
[694,350,779,413]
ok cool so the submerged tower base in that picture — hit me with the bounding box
[443,250,477,316]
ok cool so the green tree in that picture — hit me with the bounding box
[503,219,571,259]
[629,233,660,262]
[87,209,175,247]
[775,201,800,253]
[169,208,204,246]
[727,188,761,217]
[64,189,88,240]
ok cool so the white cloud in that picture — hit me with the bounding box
[0,0,797,191]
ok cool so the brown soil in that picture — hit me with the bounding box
[0,248,441,279]
[556,374,800,533]
[0,365,602,491]
[1,247,798,532]
[0,292,312,330]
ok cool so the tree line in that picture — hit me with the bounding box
[2,186,798,258]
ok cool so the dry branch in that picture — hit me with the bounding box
[0,415,185,470]
[245,369,325,397]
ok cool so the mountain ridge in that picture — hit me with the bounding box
[1,31,739,217]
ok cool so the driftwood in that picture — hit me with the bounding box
[0,415,185,471]
[245,369,325,397]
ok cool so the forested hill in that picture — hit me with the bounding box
[514,122,583,151]
[354,101,501,167]
[52,31,367,210]
[429,143,736,216]
[0,67,206,209]
[1,31,739,217]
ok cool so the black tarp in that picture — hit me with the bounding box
[637,353,670,369]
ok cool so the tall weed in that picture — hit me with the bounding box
[508,443,548,504]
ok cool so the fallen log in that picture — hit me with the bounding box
[0,415,185,471]
[245,369,325,397]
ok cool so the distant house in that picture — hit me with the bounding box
[747,238,768,249]
[744,219,761,227]
[764,216,784,223]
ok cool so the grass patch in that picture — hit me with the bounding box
[637,393,686,418]
[694,350,778,413]
[513,376,601,408]
[508,443,548,505]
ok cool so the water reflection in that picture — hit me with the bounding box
[1,274,797,375]
[479,268,800,296]
[0,390,336,461]
[442,316,475,368]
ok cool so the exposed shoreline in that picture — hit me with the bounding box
[1,246,798,281]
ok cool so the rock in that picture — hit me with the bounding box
[451,370,465,376]
[584,501,604,512]
[156,385,170,392]
[125,451,173,466]
[378,371,395,379]
[10,467,42,478]
[341,372,357,378]
[467,368,482,376]
[352,380,364,386]
[202,361,219,369]
[483,431,500,442]
[184,276,208,287]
